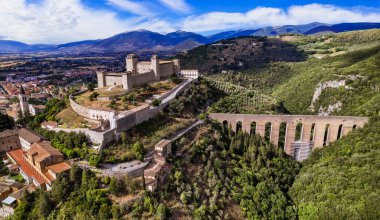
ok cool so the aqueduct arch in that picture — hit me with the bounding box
[210,113,368,159]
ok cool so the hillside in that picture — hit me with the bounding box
[205,29,380,116]
[176,37,306,73]
[290,116,380,219]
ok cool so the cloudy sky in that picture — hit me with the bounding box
[0,0,379,44]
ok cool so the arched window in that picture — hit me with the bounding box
[323,124,330,146]
[353,125,357,130]
[278,122,287,148]
[265,122,272,142]
[236,121,242,133]
[337,124,343,140]
[310,123,316,141]
[295,122,303,141]
[250,121,256,135]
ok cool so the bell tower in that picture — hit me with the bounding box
[19,86,29,116]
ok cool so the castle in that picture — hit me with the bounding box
[97,54,194,91]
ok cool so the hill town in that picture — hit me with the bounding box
[0,2,379,219]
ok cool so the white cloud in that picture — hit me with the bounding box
[0,1,379,44]
[0,0,172,44]
[158,0,191,13]
[182,4,380,32]
[106,0,155,16]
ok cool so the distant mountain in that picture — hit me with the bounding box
[0,40,30,52]
[207,30,258,42]
[305,22,380,35]
[252,22,325,36]
[1,22,380,53]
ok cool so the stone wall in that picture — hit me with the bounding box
[159,63,174,78]
[126,71,155,88]
[105,75,123,87]
[209,113,368,157]
[70,91,117,128]
[137,63,152,74]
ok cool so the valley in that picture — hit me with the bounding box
[0,23,379,220]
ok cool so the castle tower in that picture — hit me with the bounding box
[19,86,29,116]
[173,59,181,75]
[126,54,138,75]
[151,55,160,81]
[96,71,106,88]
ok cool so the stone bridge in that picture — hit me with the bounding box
[209,113,368,158]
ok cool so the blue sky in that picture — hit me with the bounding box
[1,0,380,44]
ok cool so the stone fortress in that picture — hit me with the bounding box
[49,54,199,148]
[97,54,198,91]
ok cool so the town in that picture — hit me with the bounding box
[0,1,379,219]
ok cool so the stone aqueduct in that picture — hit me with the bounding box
[209,113,368,156]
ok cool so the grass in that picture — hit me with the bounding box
[74,80,177,111]
[56,107,98,129]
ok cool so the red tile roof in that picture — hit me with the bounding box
[7,149,46,185]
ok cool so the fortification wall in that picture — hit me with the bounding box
[70,92,116,127]
[159,63,174,78]
[105,75,123,86]
[49,127,115,147]
[137,63,152,73]
[127,71,155,87]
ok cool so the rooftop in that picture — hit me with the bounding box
[7,149,46,185]
[46,162,71,174]
[26,141,62,163]
[18,128,44,143]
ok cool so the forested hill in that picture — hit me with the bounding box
[290,116,380,219]
[205,29,380,116]
[175,36,306,73]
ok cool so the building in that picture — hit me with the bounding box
[41,121,59,129]
[144,153,170,192]
[7,141,71,190]
[0,130,20,152]
[0,128,44,152]
[18,128,44,151]
[97,54,181,91]
[18,86,46,117]
[154,139,172,158]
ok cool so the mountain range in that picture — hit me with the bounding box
[0,22,379,53]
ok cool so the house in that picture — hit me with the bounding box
[144,153,171,192]
[154,139,172,158]
[41,121,59,129]
[0,128,44,152]
[18,128,45,151]
[7,141,71,190]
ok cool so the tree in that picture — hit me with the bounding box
[180,192,188,204]
[109,177,125,196]
[152,99,161,107]
[131,142,145,161]
[156,203,167,220]
[87,83,95,92]
[0,112,15,131]
[108,99,117,109]
[120,132,127,146]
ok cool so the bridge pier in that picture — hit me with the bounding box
[208,113,368,159]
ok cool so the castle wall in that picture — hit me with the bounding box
[159,63,174,78]
[137,63,152,74]
[70,92,116,128]
[126,71,155,88]
[105,75,123,87]
[49,127,115,147]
